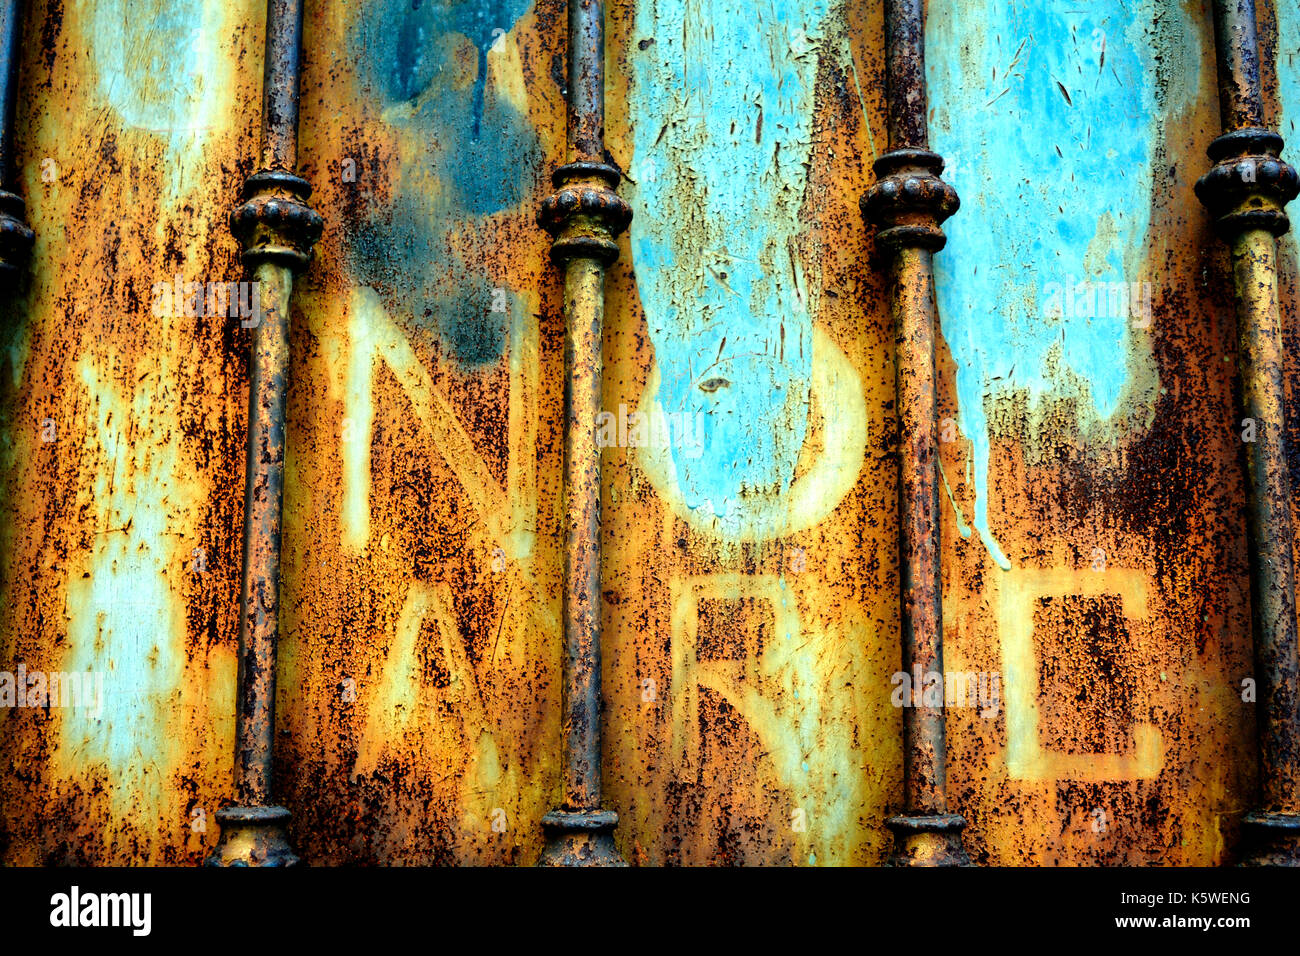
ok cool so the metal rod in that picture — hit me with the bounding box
[0,0,24,184]
[1197,0,1300,865]
[206,0,322,868]
[1232,230,1300,818]
[893,245,945,819]
[1212,0,1264,131]
[535,0,629,866]
[0,0,32,281]
[259,0,304,171]
[861,0,968,866]
[560,255,605,812]
[233,260,292,809]
[884,0,928,151]
[567,0,604,164]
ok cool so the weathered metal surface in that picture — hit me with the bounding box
[862,0,966,867]
[259,0,305,173]
[230,259,294,811]
[1,0,262,864]
[928,0,1258,865]
[0,0,1296,867]
[604,0,900,865]
[536,0,632,860]
[1200,0,1300,865]
[272,0,566,865]
[206,0,322,867]
[1228,228,1300,863]
[1266,0,1300,866]
[1217,0,1268,130]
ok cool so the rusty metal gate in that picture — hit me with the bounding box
[2,0,1300,867]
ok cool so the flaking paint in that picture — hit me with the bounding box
[0,0,1281,866]
[927,0,1195,569]
[627,0,832,535]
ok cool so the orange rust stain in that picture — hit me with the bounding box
[0,0,1276,866]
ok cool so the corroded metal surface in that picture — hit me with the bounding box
[206,0,322,868]
[231,260,293,810]
[535,0,631,866]
[927,0,1259,866]
[862,0,966,867]
[1198,0,1300,865]
[0,0,1298,868]
[273,0,567,866]
[604,0,899,866]
[0,0,266,864]
[884,241,966,865]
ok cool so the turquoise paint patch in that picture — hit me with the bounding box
[926,1,1175,569]
[628,0,831,522]
[347,0,539,367]
[91,0,215,139]
[62,594,178,781]
[1279,1,1300,135]
[61,360,186,799]
[1278,0,1300,353]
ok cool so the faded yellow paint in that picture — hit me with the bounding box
[0,0,1277,867]
[995,566,1163,782]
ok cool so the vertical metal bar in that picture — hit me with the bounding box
[0,0,32,281]
[861,0,968,866]
[259,0,304,173]
[567,0,605,165]
[0,0,23,181]
[1197,0,1300,867]
[207,0,322,867]
[559,254,605,814]
[883,0,928,152]
[535,0,630,866]
[1213,0,1265,131]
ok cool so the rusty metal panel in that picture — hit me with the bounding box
[271,0,568,865]
[1,0,1297,867]
[0,0,262,863]
[927,0,1269,865]
[601,0,908,865]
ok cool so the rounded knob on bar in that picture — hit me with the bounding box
[861,149,960,253]
[537,161,632,266]
[230,168,324,272]
[0,188,33,277]
[1195,127,1300,237]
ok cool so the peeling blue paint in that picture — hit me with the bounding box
[927,1,1184,569]
[1277,2,1300,190]
[628,0,831,525]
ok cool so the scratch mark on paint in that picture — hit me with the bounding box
[938,459,971,539]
